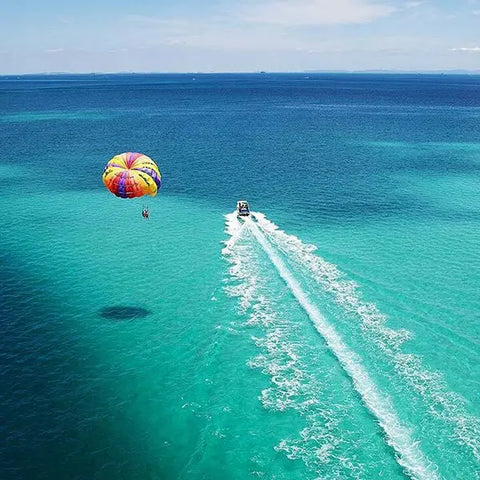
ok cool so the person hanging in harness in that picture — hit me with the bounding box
[142,207,149,220]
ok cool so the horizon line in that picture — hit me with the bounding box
[2,69,480,77]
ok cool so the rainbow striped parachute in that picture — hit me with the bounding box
[102,152,161,199]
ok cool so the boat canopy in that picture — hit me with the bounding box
[237,200,250,216]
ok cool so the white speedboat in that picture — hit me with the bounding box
[236,200,250,217]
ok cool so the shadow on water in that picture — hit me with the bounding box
[99,305,151,321]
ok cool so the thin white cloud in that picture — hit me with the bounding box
[239,0,396,26]
[473,9,480,15]
[45,48,65,54]
[123,11,438,55]
[450,46,480,52]
[125,15,193,28]
[57,15,73,24]
[124,15,291,50]
[404,1,424,8]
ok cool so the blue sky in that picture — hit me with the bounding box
[1,0,479,73]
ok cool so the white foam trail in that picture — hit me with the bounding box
[222,212,247,255]
[223,217,361,478]
[223,212,261,312]
[246,218,438,480]
[254,212,480,464]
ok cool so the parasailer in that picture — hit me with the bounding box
[102,152,161,217]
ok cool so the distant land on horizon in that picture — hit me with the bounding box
[2,69,480,77]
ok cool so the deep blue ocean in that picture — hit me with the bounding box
[0,73,479,479]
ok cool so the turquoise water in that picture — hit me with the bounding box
[0,74,479,479]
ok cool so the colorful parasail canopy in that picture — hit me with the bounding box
[102,152,161,199]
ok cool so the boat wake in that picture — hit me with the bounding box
[222,212,480,480]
